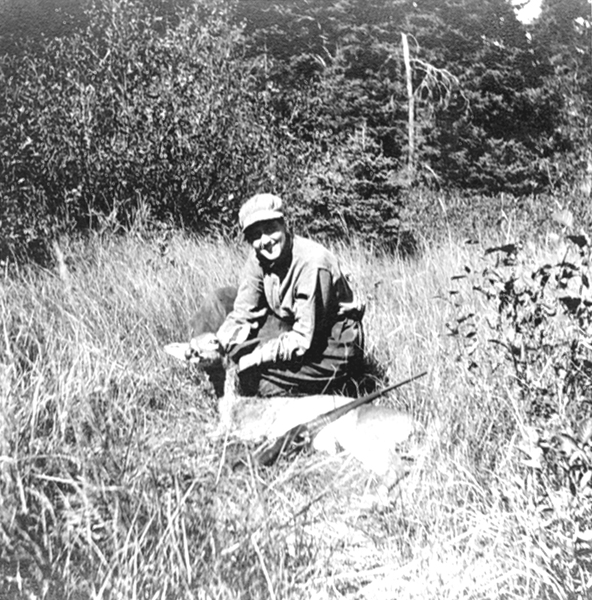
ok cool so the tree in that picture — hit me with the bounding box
[531,0,592,191]
[232,0,409,242]
[399,0,568,193]
[233,0,577,195]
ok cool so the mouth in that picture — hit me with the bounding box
[260,241,280,258]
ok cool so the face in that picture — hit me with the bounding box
[245,219,287,263]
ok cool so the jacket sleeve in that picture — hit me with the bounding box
[216,255,268,352]
[256,266,334,364]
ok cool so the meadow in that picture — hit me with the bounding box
[1,206,591,599]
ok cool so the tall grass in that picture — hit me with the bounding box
[1,227,590,599]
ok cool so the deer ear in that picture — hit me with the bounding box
[163,343,192,362]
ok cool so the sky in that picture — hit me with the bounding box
[513,0,543,24]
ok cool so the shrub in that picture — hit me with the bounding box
[0,0,307,263]
[448,230,592,595]
[291,130,406,251]
[454,235,592,424]
[1,0,420,264]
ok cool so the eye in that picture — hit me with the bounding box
[246,232,260,244]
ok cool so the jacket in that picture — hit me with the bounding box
[217,234,363,364]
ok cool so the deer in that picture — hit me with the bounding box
[164,286,425,489]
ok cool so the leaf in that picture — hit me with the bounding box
[456,313,475,324]
[484,242,521,256]
[567,234,590,249]
[559,295,582,314]
[558,261,578,271]
[445,323,459,335]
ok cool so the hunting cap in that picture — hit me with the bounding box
[239,194,284,232]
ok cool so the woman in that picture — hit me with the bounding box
[197,193,365,397]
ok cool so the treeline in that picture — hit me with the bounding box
[1,0,590,263]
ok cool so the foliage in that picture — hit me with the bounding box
[0,0,307,264]
[4,229,592,598]
[233,0,411,248]
[0,0,417,265]
[233,0,409,167]
[530,0,592,192]
[232,0,583,195]
[0,0,90,56]
[2,0,592,265]
[448,228,592,597]
[452,232,592,422]
[293,129,406,251]
[402,0,570,194]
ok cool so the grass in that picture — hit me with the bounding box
[1,223,591,599]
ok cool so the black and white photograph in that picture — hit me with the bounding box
[1,0,591,598]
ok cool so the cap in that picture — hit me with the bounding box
[239,194,284,232]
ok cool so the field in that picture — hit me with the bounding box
[1,214,592,599]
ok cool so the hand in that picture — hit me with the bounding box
[237,340,278,372]
[238,351,261,372]
[187,332,222,362]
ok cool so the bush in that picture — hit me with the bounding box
[291,130,406,250]
[1,0,421,264]
[448,231,592,594]
[0,0,307,263]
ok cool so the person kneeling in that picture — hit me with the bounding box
[191,193,366,397]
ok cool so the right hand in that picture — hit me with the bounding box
[237,340,278,372]
[238,351,261,372]
[186,332,222,361]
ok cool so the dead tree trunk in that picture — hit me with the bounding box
[402,33,415,182]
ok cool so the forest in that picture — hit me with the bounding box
[1,0,591,263]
